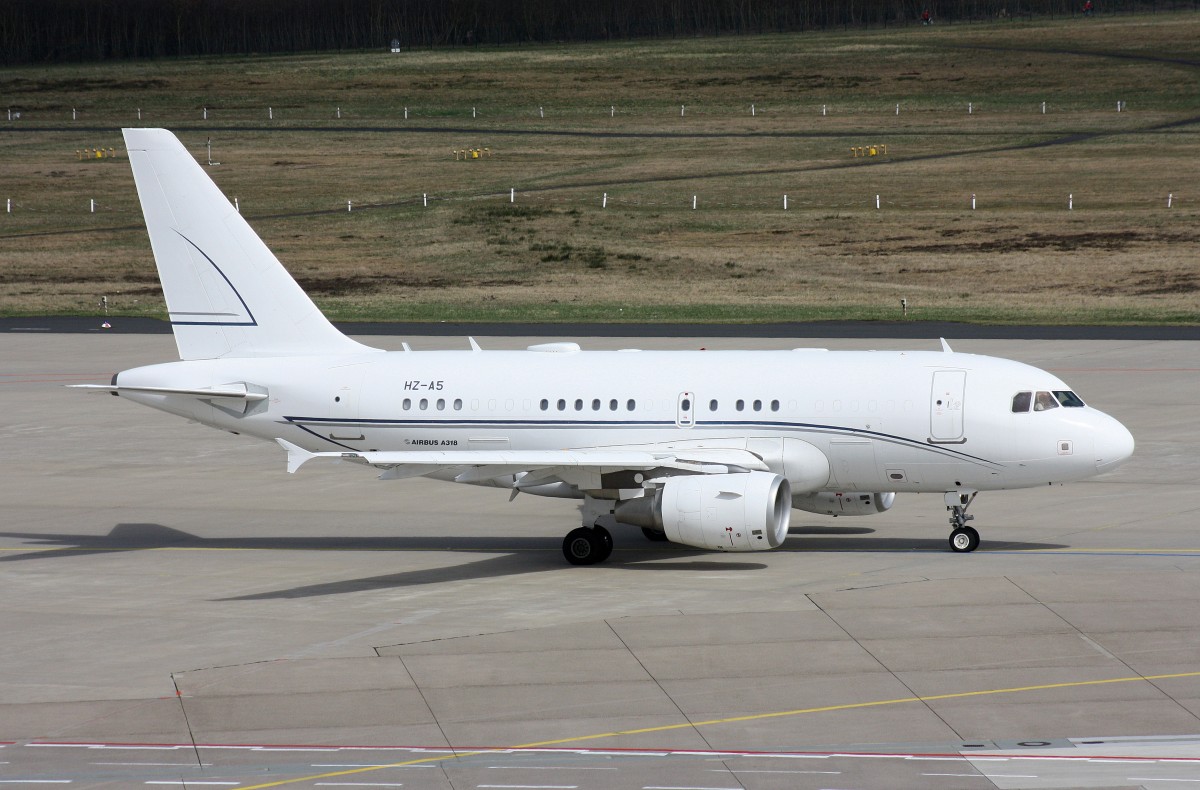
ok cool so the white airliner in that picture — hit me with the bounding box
[76,129,1135,565]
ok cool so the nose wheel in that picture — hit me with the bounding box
[950,525,980,552]
[946,490,980,553]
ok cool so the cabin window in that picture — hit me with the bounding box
[681,398,691,412]
[1012,392,1032,412]
[1053,390,1086,408]
[736,399,745,411]
[574,398,584,411]
[557,399,566,411]
[771,400,780,412]
[419,398,428,410]
[540,399,549,411]
[709,399,718,411]
[453,399,463,411]
[402,398,412,410]
[626,399,636,411]
[1034,391,1060,411]
[436,398,445,411]
[609,399,618,411]
[753,399,762,412]
[592,399,601,411]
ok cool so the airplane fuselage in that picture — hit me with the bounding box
[115,346,1131,495]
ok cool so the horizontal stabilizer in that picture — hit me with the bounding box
[70,383,267,401]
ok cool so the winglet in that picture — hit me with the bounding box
[276,438,316,474]
[940,338,954,353]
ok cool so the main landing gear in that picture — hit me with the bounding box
[562,496,616,565]
[946,490,980,553]
[562,525,612,565]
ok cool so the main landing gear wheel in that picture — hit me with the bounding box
[563,526,613,565]
[949,526,980,553]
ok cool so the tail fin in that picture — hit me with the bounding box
[123,128,378,360]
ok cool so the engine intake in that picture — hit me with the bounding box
[615,471,791,551]
[792,491,895,516]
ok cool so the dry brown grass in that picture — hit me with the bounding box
[1,13,1198,323]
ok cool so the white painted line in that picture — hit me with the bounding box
[832,753,902,759]
[922,774,987,778]
[487,766,618,770]
[907,756,969,761]
[980,776,1038,780]
[315,784,405,787]
[1129,779,1200,783]
[477,786,578,789]
[92,762,212,766]
[0,782,72,785]
[144,783,240,786]
[643,787,743,790]
[571,751,667,757]
[27,743,109,748]
[720,769,841,774]
[313,764,435,769]
[754,754,831,760]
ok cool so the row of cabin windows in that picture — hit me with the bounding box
[397,397,786,414]
[402,398,465,411]
[1011,390,1086,413]
[541,398,636,412]
[534,398,784,413]
[713,399,781,413]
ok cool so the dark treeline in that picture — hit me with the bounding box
[2,0,1195,65]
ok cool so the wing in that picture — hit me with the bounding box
[275,438,769,488]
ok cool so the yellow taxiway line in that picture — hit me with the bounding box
[232,669,1200,789]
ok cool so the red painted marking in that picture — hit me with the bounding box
[19,741,1200,762]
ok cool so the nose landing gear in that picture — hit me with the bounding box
[946,490,980,552]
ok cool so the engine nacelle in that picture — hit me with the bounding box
[615,472,791,551]
[792,491,895,516]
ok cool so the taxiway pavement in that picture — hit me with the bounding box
[1,332,1198,789]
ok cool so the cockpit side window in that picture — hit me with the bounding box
[1053,390,1085,408]
[1033,391,1060,411]
[1011,391,1032,413]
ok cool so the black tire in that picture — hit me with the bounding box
[564,527,602,565]
[949,526,980,553]
[592,525,614,562]
[641,526,669,542]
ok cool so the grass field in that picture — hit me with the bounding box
[2,12,1199,324]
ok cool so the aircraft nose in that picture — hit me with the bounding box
[1095,416,1135,473]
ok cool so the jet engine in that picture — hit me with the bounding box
[791,491,895,516]
[615,471,791,551]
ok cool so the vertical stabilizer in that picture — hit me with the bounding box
[123,128,377,360]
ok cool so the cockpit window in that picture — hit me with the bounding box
[1011,391,1032,413]
[1053,390,1085,408]
[1033,391,1060,411]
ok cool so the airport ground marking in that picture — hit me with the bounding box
[230,669,1200,790]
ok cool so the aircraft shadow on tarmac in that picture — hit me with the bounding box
[0,522,1070,599]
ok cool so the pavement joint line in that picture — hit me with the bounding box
[227,669,1200,790]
